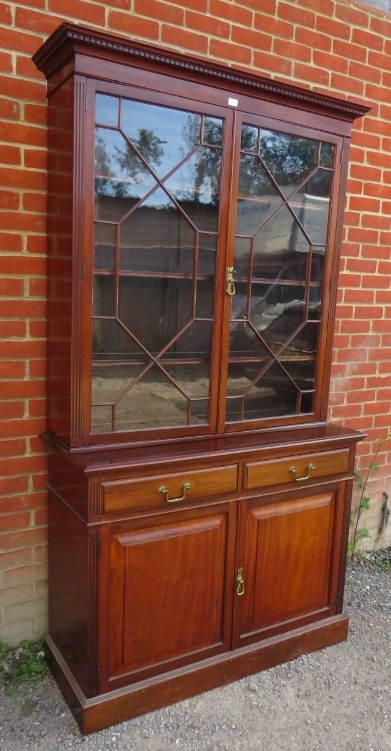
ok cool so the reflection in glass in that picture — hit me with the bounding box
[241,125,258,153]
[94,224,116,270]
[309,287,322,320]
[285,322,319,355]
[92,319,148,359]
[283,356,316,393]
[292,171,332,246]
[300,392,314,413]
[92,364,146,403]
[252,204,310,268]
[249,282,306,349]
[162,321,213,358]
[244,362,298,419]
[236,195,283,239]
[95,94,119,127]
[225,397,242,422]
[120,198,195,274]
[239,156,280,198]
[260,129,318,189]
[164,147,221,232]
[229,321,272,359]
[234,238,251,275]
[203,117,223,146]
[195,279,214,319]
[320,142,335,169]
[118,277,193,354]
[93,275,115,317]
[227,362,253,397]
[115,366,189,430]
[190,400,209,424]
[310,249,325,284]
[230,282,249,320]
[91,405,113,433]
[198,234,217,275]
[163,363,210,398]
[121,100,201,179]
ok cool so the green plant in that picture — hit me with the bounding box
[349,431,391,559]
[0,637,47,691]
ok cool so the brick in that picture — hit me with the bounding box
[187,11,230,39]
[348,227,379,244]
[340,319,371,334]
[15,55,46,82]
[350,163,381,182]
[331,72,364,97]
[48,0,105,24]
[0,415,45,439]
[0,475,29,496]
[0,277,24,296]
[0,548,32,572]
[335,2,369,28]
[0,51,13,73]
[0,361,25,378]
[294,62,329,87]
[351,131,380,149]
[332,38,367,64]
[0,439,26,459]
[0,582,32,607]
[315,16,350,41]
[362,214,390,230]
[0,619,35,644]
[210,0,252,26]
[0,99,20,121]
[33,545,48,563]
[239,0,274,10]
[353,27,384,52]
[346,258,377,274]
[0,402,25,420]
[254,14,294,40]
[209,38,251,65]
[332,404,362,419]
[349,60,381,85]
[344,289,375,304]
[313,51,348,74]
[2,561,47,588]
[135,0,183,25]
[347,361,377,376]
[15,7,61,34]
[0,122,47,150]
[23,193,47,213]
[295,27,331,52]
[0,190,19,210]
[108,11,159,40]
[0,27,45,56]
[161,24,209,54]
[253,50,292,77]
[0,145,21,166]
[26,235,47,254]
[24,103,47,127]
[278,2,314,28]
[1,212,46,233]
[231,25,271,51]
[274,39,311,64]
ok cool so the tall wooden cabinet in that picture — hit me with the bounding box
[33,24,368,734]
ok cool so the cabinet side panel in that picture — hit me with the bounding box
[47,80,75,444]
[48,488,89,695]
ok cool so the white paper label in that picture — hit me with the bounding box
[228,97,238,107]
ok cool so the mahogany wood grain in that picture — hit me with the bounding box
[244,449,350,490]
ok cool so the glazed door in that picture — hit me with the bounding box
[88,84,234,441]
[234,484,346,647]
[99,501,237,690]
[220,116,342,431]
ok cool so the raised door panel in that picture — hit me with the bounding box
[106,503,236,687]
[236,491,336,646]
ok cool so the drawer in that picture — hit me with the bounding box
[244,449,350,491]
[103,465,239,513]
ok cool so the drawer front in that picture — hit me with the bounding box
[245,449,350,491]
[103,465,239,513]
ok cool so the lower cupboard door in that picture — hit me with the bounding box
[235,490,339,646]
[104,504,236,686]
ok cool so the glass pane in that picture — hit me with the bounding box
[203,117,223,146]
[252,204,310,273]
[234,238,251,276]
[227,362,253,397]
[92,319,148,360]
[196,279,214,319]
[95,94,119,127]
[236,195,283,240]
[291,169,332,246]
[120,198,195,274]
[229,321,271,359]
[309,287,322,320]
[94,224,116,270]
[91,405,113,433]
[189,399,209,424]
[92,364,146,403]
[283,356,316,392]
[118,277,193,354]
[311,248,325,283]
[239,155,280,198]
[230,281,249,321]
[320,143,335,169]
[198,234,217,276]
[249,282,306,349]
[114,366,189,430]
[164,147,221,232]
[260,129,318,196]
[225,397,242,422]
[121,100,201,179]
[241,125,258,153]
[93,275,115,317]
[244,362,298,419]
[163,363,210,398]
[300,392,314,413]
[161,321,213,358]
[283,322,319,356]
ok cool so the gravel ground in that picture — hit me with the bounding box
[1,551,391,751]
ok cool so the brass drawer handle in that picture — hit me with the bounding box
[158,481,191,503]
[289,463,315,482]
[236,567,244,596]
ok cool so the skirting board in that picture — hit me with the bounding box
[46,614,349,735]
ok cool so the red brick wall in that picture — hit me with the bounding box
[1,0,390,644]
